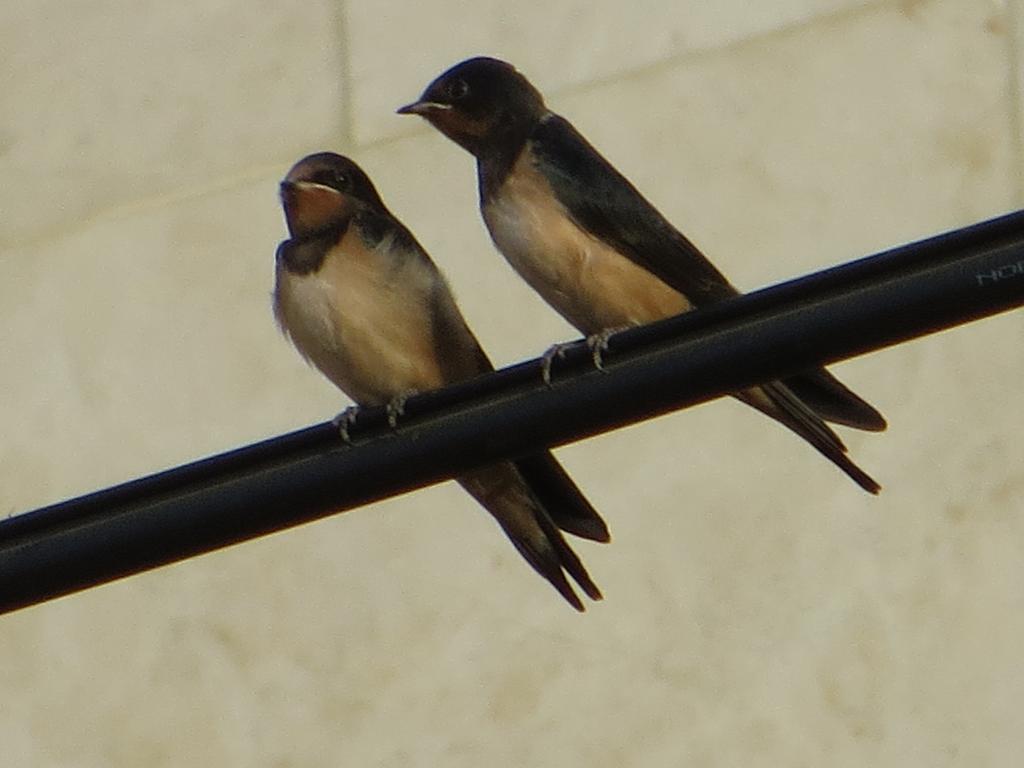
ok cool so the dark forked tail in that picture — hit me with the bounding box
[736,382,881,494]
[458,464,603,610]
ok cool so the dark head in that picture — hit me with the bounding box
[279,152,387,239]
[397,57,546,157]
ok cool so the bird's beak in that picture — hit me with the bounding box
[280,179,337,203]
[396,100,451,116]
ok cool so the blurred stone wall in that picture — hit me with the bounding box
[2,1,1022,765]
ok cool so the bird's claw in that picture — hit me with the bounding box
[386,391,416,429]
[585,327,626,372]
[541,328,627,383]
[540,342,575,386]
[332,405,361,444]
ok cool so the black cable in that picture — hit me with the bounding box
[1,210,1022,614]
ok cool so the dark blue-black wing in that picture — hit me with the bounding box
[531,114,737,306]
[531,115,885,432]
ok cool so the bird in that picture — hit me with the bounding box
[273,151,608,610]
[398,56,887,494]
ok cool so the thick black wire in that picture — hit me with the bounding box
[1,209,1022,614]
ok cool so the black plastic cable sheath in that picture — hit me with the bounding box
[1,209,1021,614]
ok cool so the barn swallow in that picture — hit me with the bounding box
[399,57,887,495]
[273,152,608,609]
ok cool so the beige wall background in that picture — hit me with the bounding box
[2,1,1023,765]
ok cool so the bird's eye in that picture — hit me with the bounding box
[446,77,470,101]
[312,169,347,189]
